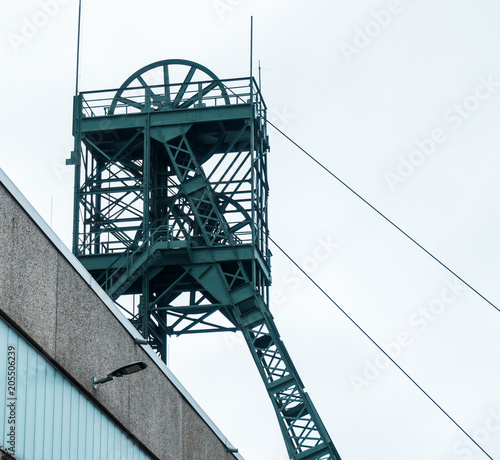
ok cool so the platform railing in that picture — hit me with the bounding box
[77,222,255,256]
[79,77,266,120]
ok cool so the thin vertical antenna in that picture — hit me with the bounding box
[75,0,82,95]
[50,197,53,227]
[250,16,254,80]
[258,59,262,90]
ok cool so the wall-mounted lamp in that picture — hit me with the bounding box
[93,361,147,389]
[134,337,149,345]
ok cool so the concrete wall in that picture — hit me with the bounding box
[0,174,241,460]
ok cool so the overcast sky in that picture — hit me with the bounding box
[2,1,500,459]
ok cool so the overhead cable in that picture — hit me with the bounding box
[269,235,493,460]
[268,121,498,313]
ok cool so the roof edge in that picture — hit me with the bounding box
[0,168,243,459]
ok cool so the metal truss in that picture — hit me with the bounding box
[70,59,341,460]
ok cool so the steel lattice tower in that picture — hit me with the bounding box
[68,59,341,460]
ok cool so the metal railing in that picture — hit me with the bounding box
[93,224,172,291]
[78,77,267,120]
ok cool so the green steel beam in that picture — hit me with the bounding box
[80,105,254,133]
[70,59,341,460]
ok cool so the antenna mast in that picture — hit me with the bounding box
[75,0,82,95]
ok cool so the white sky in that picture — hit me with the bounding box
[2,0,500,459]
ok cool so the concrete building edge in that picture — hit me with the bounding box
[0,308,160,460]
[0,168,243,460]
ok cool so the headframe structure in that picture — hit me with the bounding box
[68,59,341,460]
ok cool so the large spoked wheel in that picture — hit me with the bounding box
[108,59,231,115]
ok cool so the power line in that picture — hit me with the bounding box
[268,121,499,314]
[268,235,493,460]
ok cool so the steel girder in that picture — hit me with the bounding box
[70,60,341,460]
[155,123,339,459]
